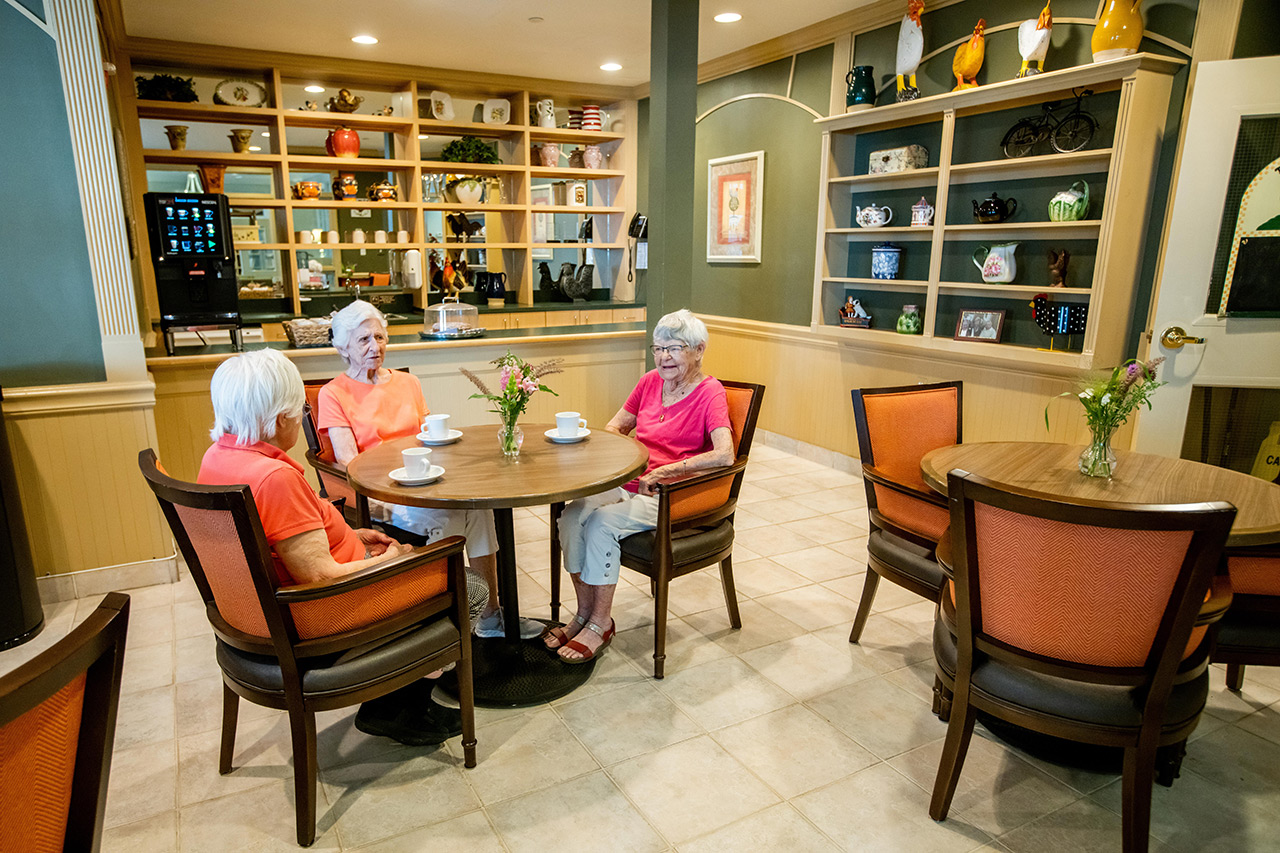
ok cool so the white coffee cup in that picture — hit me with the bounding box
[423,413,450,439]
[297,230,314,244]
[351,228,365,244]
[325,230,339,244]
[396,230,410,243]
[401,446,432,477]
[556,411,587,437]
[374,230,387,243]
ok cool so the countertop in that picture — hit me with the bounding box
[241,299,645,325]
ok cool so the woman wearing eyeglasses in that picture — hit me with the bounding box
[547,309,734,663]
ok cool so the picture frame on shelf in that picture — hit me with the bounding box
[707,150,763,263]
[955,309,1005,342]
[531,184,553,258]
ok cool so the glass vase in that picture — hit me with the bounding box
[498,420,523,459]
[1079,425,1117,478]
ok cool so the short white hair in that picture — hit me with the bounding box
[330,300,388,364]
[209,349,305,445]
[653,309,708,349]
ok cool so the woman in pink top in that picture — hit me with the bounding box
[548,310,734,663]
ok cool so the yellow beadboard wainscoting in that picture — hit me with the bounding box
[698,314,1134,459]
[1,381,176,599]
[149,333,648,483]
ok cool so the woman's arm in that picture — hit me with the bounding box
[328,425,360,467]
[606,406,637,436]
[275,528,416,584]
[636,426,735,495]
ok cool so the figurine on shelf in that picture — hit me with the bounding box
[1048,248,1070,287]
[952,19,986,91]
[327,88,363,113]
[375,106,394,116]
[303,100,318,111]
[895,0,925,102]
[840,296,872,328]
[1032,293,1088,336]
[1017,2,1053,78]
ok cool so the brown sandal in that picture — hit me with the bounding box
[543,614,587,651]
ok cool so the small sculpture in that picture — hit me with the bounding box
[840,296,872,328]
[1032,294,1088,335]
[537,261,576,302]
[375,106,394,116]
[303,100,318,111]
[1048,249,1070,287]
[895,0,925,102]
[563,264,594,300]
[952,19,986,91]
[1017,2,1053,78]
[326,88,363,113]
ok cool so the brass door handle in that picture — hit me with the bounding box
[1160,326,1206,350]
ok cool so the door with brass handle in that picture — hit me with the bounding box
[1159,326,1206,350]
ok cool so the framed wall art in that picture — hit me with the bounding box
[530,184,553,258]
[707,150,763,263]
[955,309,1005,342]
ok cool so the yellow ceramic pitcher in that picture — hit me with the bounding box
[1092,0,1143,63]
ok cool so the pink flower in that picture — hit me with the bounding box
[520,378,538,394]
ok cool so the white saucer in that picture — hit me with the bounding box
[419,429,463,446]
[389,464,444,486]
[545,427,591,444]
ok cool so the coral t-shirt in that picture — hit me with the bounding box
[623,370,731,492]
[198,435,364,584]
[316,370,427,451]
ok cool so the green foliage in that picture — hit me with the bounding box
[135,73,198,102]
[1046,358,1167,434]
[439,136,501,164]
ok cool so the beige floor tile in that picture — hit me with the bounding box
[736,482,782,505]
[712,704,877,798]
[558,680,703,766]
[990,727,1119,797]
[121,640,175,694]
[756,584,860,631]
[740,632,879,700]
[347,809,505,852]
[174,599,212,640]
[314,705,431,770]
[320,749,480,848]
[743,496,825,524]
[997,797,1137,853]
[1234,701,1280,746]
[811,618,934,674]
[104,738,178,829]
[664,570,735,618]
[1201,676,1280,722]
[791,487,867,515]
[609,736,781,844]
[748,444,792,463]
[771,545,861,583]
[174,634,221,684]
[730,558,812,599]
[544,642,651,705]
[851,574,933,613]
[125,602,175,649]
[489,769,666,852]
[890,735,1081,837]
[682,599,806,656]
[177,714,296,808]
[793,763,991,852]
[828,507,872,529]
[807,676,945,759]
[884,659,941,704]
[102,809,178,852]
[175,674,280,740]
[731,506,772,530]
[120,582,177,610]
[612,618,732,677]
[656,657,794,730]
[178,780,340,852]
[512,513,550,542]
[779,515,866,546]
[73,595,108,623]
[460,707,599,805]
[114,683,176,750]
[752,474,829,498]
[1182,725,1280,791]
[678,802,840,853]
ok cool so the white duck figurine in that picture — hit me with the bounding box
[1017,1,1053,78]
[895,0,925,102]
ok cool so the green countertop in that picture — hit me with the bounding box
[241,299,645,325]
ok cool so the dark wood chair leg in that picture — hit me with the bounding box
[1121,741,1158,853]
[549,502,564,622]
[1225,662,1245,692]
[849,570,881,643]
[929,694,976,820]
[932,675,953,722]
[1155,739,1187,788]
[219,683,239,774]
[719,556,742,629]
[288,709,318,847]
[652,572,670,679]
[457,650,477,769]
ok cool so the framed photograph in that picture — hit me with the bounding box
[955,309,1005,342]
[707,150,763,263]
[530,184,553,258]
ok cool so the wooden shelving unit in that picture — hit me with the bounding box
[810,53,1184,372]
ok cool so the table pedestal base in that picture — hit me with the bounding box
[440,630,596,707]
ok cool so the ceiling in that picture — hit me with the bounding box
[117,0,875,89]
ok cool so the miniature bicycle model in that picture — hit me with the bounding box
[1001,88,1098,158]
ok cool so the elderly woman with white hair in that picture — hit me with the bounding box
[197,348,461,746]
[547,309,734,663]
[316,300,542,639]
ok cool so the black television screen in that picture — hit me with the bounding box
[146,193,230,260]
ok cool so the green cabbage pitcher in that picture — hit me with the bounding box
[1047,180,1089,222]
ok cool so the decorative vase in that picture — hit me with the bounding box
[452,180,484,206]
[325,127,361,158]
[582,144,604,169]
[163,125,188,150]
[871,243,902,280]
[845,65,876,113]
[228,128,254,153]
[1092,0,1144,63]
[333,172,359,200]
[197,163,226,194]
[538,142,560,167]
[1079,425,1118,478]
[896,305,922,334]
[498,418,523,459]
[568,148,585,169]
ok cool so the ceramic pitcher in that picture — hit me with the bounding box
[973,242,1019,283]
[536,98,556,128]
[1092,0,1144,63]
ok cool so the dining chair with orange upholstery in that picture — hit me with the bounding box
[0,592,129,853]
[848,380,961,643]
[1212,545,1280,691]
[139,449,476,847]
[301,376,369,528]
[930,470,1235,853]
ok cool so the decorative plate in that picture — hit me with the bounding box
[483,98,510,125]
[212,78,267,108]
[429,90,454,121]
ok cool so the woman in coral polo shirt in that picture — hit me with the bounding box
[547,310,735,663]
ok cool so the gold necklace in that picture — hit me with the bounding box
[659,376,700,421]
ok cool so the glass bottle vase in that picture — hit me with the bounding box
[498,417,523,459]
[1078,425,1118,478]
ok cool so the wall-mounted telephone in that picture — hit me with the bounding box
[628,213,648,239]
[628,213,648,281]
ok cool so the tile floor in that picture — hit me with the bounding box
[6,443,1280,851]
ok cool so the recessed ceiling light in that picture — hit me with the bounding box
[248,145,262,151]
[418,134,428,140]
[351,34,378,45]
[261,131,270,137]
[600,62,622,72]
[714,12,742,23]
[304,85,325,93]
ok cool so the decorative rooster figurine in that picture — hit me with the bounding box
[952,18,986,91]
[895,0,925,102]
[1017,2,1053,78]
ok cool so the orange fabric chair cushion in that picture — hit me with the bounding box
[862,387,958,492]
[0,674,85,853]
[1227,555,1280,596]
[304,384,337,463]
[669,477,734,524]
[873,485,950,541]
[724,386,752,455]
[289,558,449,639]
[174,503,271,637]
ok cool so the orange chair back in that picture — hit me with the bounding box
[668,380,764,525]
[1227,554,1280,596]
[303,382,336,463]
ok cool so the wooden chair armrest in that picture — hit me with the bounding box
[861,463,947,507]
[275,536,466,603]
[1195,573,1234,626]
[653,458,747,494]
[305,449,346,479]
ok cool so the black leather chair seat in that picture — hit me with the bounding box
[216,618,458,697]
[1217,610,1280,653]
[869,528,946,591]
[621,518,734,565]
[934,617,1208,733]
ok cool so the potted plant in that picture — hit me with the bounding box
[135,73,199,102]
[439,136,501,164]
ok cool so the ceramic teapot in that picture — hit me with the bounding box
[366,180,397,201]
[292,180,322,200]
[1048,180,1090,221]
[855,204,893,228]
[972,191,1018,223]
[972,242,1020,283]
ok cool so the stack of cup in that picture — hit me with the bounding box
[581,105,602,131]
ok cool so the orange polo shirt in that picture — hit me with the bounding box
[198,435,364,584]
[316,370,427,452]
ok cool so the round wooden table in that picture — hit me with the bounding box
[347,424,648,706]
[920,441,1280,547]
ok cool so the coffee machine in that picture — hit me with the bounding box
[143,192,241,355]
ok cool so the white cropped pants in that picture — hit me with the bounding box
[558,487,660,586]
